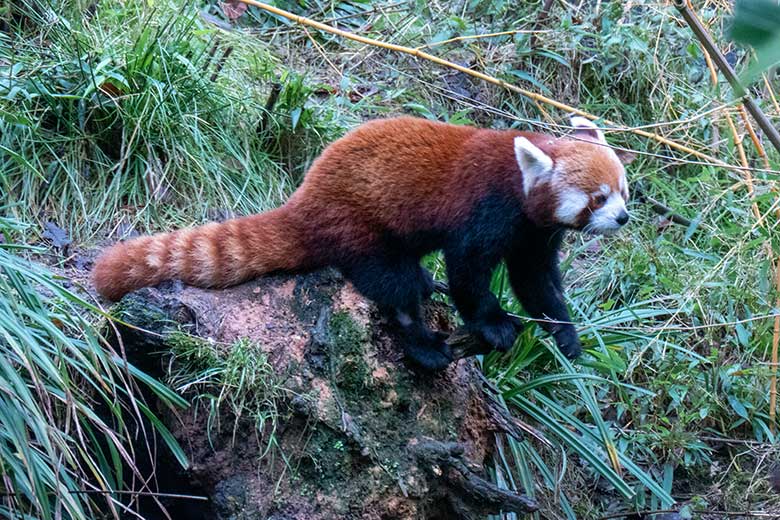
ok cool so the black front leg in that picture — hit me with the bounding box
[505,240,581,359]
[444,247,522,352]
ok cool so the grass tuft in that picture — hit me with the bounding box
[0,216,187,518]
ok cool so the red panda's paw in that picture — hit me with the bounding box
[552,326,582,360]
[402,329,453,372]
[470,312,523,352]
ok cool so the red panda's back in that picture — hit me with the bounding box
[288,117,484,234]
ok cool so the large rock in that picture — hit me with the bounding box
[111,268,537,519]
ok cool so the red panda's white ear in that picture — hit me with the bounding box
[514,136,553,196]
[570,116,606,144]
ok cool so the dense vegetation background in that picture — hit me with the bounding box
[2,0,780,518]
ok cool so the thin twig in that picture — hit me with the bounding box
[303,26,342,76]
[371,59,780,176]
[645,198,692,227]
[738,104,770,169]
[530,0,556,49]
[598,510,678,520]
[513,312,780,333]
[257,82,282,137]
[763,74,780,115]
[691,512,780,518]
[209,46,234,82]
[773,247,780,431]
[633,187,692,227]
[725,111,760,218]
[699,434,775,446]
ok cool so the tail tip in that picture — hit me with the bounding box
[92,246,133,301]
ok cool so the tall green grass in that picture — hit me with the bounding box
[0,0,343,239]
[0,217,187,518]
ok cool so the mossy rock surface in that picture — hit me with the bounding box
[112,269,533,520]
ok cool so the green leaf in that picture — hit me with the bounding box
[507,69,551,95]
[534,49,571,68]
[728,394,750,419]
[510,393,635,498]
[730,0,780,81]
[735,320,750,347]
[138,403,190,469]
[730,0,780,47]
[290,107,302,130]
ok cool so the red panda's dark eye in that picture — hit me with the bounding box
[593,194,607,207]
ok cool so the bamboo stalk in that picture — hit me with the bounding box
[236,0,740,171]
[764,77,780,430]
[724,113,761,218]
[699,42,760,217]
[701,41,719,85]
[763,74,780,116]
[772,261,780,431]
[738,105,770,169]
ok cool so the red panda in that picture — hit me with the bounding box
[93,116,633,370]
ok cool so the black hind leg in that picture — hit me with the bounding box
[341,255,452,371]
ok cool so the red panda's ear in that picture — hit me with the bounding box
[616,149,636,166]
[570,116,606,144]
[514,136,553,196]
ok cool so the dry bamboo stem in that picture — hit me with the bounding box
[738,105,770,170]
[696,40,762,217]
[773,262,780,432]
[763,74,780,116]
[236,0,740,171]
[724,113,761,218]
[675,0,780,152]
[702,41,719,85]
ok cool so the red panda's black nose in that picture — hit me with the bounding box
[616,211,629,226]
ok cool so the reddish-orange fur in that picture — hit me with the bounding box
[93,209,303,300]
[92,116,620,301]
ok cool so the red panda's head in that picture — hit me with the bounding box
[515,117,634,235]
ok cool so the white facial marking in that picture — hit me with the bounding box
[514,136,553,196]
[555,187,589,224]
[588,192,628,235]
